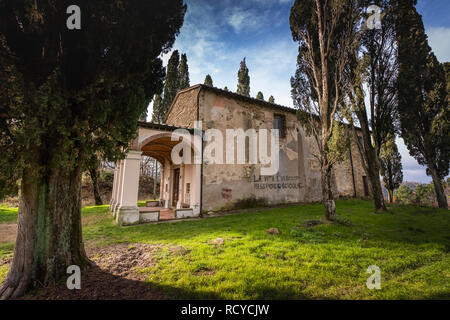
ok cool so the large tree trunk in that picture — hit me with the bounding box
[356,111,387,212]
[321,164,336,221]
[429,166,448,209]
[89,167,103,206]
[366,152,387,211]
[388,189,394,204]
[0,166,89,300]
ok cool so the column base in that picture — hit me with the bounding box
[116,206,140,226]
[112,202,121,218]
[109,200,117,214]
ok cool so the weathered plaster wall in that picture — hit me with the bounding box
[347,138,368,197]
[164,87,368,212]
[199,90,319,211]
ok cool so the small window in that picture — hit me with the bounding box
[165,184,168,192]
[274,114,286,138]
[186,183,191,194]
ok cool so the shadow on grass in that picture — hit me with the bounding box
[21,264,167,300]
[19,263,314,300]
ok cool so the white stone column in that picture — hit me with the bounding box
[164,160,172,209]
[178,164,185,209]
[112,161,124,217]
[192,164,202,215]
[159,162,164,206]
[116,151,142,226]
[110,163,119,212]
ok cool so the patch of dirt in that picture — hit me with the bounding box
[208,238,225,246]
[87,243,162,280]
[21,243,169,300]
[194,269,216,277]
[0,224,17,243]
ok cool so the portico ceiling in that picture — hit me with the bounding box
[141,136,180,164]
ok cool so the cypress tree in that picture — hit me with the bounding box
[444,62,450,100]
[380,134,403,203]
[0,0,186,299]
[342,0,396,212]
[151,94,164,123]
[394,0,449,209]
[161,50,180,119]
[256,91,264,100]
[237,58,250,96]
[178,53,190,90]
[204,74,213,86]
[268,95,275,103]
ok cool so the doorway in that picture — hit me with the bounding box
[172,168,180,207]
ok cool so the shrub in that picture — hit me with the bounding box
[394,185,414,204]
[332,215,353,226]
[414,183,435,206]
[0,180,19,202]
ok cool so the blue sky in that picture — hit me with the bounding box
[150,0,450,183]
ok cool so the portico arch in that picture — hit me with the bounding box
[110,123,202,225]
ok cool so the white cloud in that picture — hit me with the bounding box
[227,11,253,33]
[396,138,432,183]
[426,27,450,62]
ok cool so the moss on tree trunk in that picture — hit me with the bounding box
[321,164,336,221]
[0,166,89,299]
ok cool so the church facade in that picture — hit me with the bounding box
[110,84,369,225]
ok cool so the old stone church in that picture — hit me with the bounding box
[110,84,368,225]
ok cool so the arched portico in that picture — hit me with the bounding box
[110,123,202,226]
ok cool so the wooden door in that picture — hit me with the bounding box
[172,168,180,207]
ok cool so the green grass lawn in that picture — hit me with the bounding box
[0,206,18,223]
[1,199,449,299]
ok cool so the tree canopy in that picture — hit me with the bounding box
[0,0,186,299]
[256,91,264,100]
[380,134,403,203]
[237,58,250,96]
[160,50,181,120]
[178,53,190,90]
[290,0,361,219]
[204,74,213,86]
[394,0,449,209]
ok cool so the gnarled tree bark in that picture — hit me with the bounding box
[357,111,387,212]
[0,165,89,300]
[429,165,448,209]
[321,164,336,220]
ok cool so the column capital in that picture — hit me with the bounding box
[126,150,142,160]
